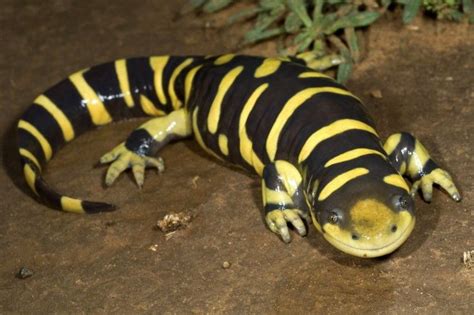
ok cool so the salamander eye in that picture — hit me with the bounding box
[329,210,341,224]
[392,195,410,210]
[399,197,408,209]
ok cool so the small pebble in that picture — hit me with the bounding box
[222,261,231,269]
[370,89,383,99]
[16,267,33,279]
[149,244,159,252]
[445,76,453,81]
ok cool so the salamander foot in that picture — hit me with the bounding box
[411,168,461,202]
[265,209,307,243]
[100,143,164,188]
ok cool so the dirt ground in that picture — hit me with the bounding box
[0,1,472,313]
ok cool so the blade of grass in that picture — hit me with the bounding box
[344,27,359,62]
[203,0,234,13]
[287,0,313,27]
[324,11,381,34]
[402,0,421,24]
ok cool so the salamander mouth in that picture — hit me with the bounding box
[322,217,416,258]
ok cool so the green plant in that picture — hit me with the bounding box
[188,0,473,83]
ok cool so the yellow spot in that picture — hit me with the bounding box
[184,65,203,104]
[383,133,401,156]
[60,196,85,214]
[23,163,38,195]
[169,58,194,110]
[238,84,268,175]
[34,94,75,141]
[139,108,191,142]
[207,66,244,134]
[69,70,112,125]
[318,168,369,201]
[325,148,385,168]
[279,56,291,62]
[266,88,360,161]
[400,161,407,175]
[298,119,378,163]
[140,94,166,116]
[114,59,134,107]
[149,56,169,105]
[298,72,332,79]
[262,184,293,206]
[192,108,222,161]
[383,174,409,191]
[350,199,395,237]
[407,140,431,178]
[214,54,235,65]
[18,120,52,161]
[19,148,41,170]
[254,58,281,78]
[274,160,302,197]
[218,134,229,156]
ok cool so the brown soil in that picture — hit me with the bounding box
[1,1,472,313]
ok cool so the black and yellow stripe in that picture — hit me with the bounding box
[18,56,203,212]
[18,53,457,222]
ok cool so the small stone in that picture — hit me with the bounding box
[191,176,200,189]
[370,89,383,99]
[222,261,231,269]
[445,76,453,81]
[463,250,473,268]
[156,211,194,233]
[16,267,33,279]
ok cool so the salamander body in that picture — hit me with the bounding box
[17,54,461,257]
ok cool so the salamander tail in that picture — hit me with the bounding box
[21,159,116,213]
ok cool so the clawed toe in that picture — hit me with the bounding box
[266,209,307,243]
[411,168,461,202]
[100,143,165,188]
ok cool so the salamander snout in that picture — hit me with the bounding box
[315,196,415,258]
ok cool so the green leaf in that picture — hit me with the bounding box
[402,0,421,24]
[286,0,313,27]
[189,0,207,9]
[203,0,234,13]
[336,54,352,84]
[254,6,286,31]
[244,27,284,44]
[312,0,324,21]
[324,11,381,34]
[259,0,286,10]
[463,0,473,14]
[285,12,303,33]
[313,38,327,57]
[227,7,262,25]
[344,27,359,62]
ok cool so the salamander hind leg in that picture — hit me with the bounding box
[100,109,192,188]
[384,132,461,202]
[262,161,310,243]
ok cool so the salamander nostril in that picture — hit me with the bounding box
[391,224,398,233]
[352,234,359,240]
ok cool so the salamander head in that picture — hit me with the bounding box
[309,173,415,258]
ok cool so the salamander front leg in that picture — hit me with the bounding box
[262,161,310,243]
[384,132,461,202]
[100,109,192,188]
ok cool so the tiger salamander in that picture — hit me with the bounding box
[17,54,461,257]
